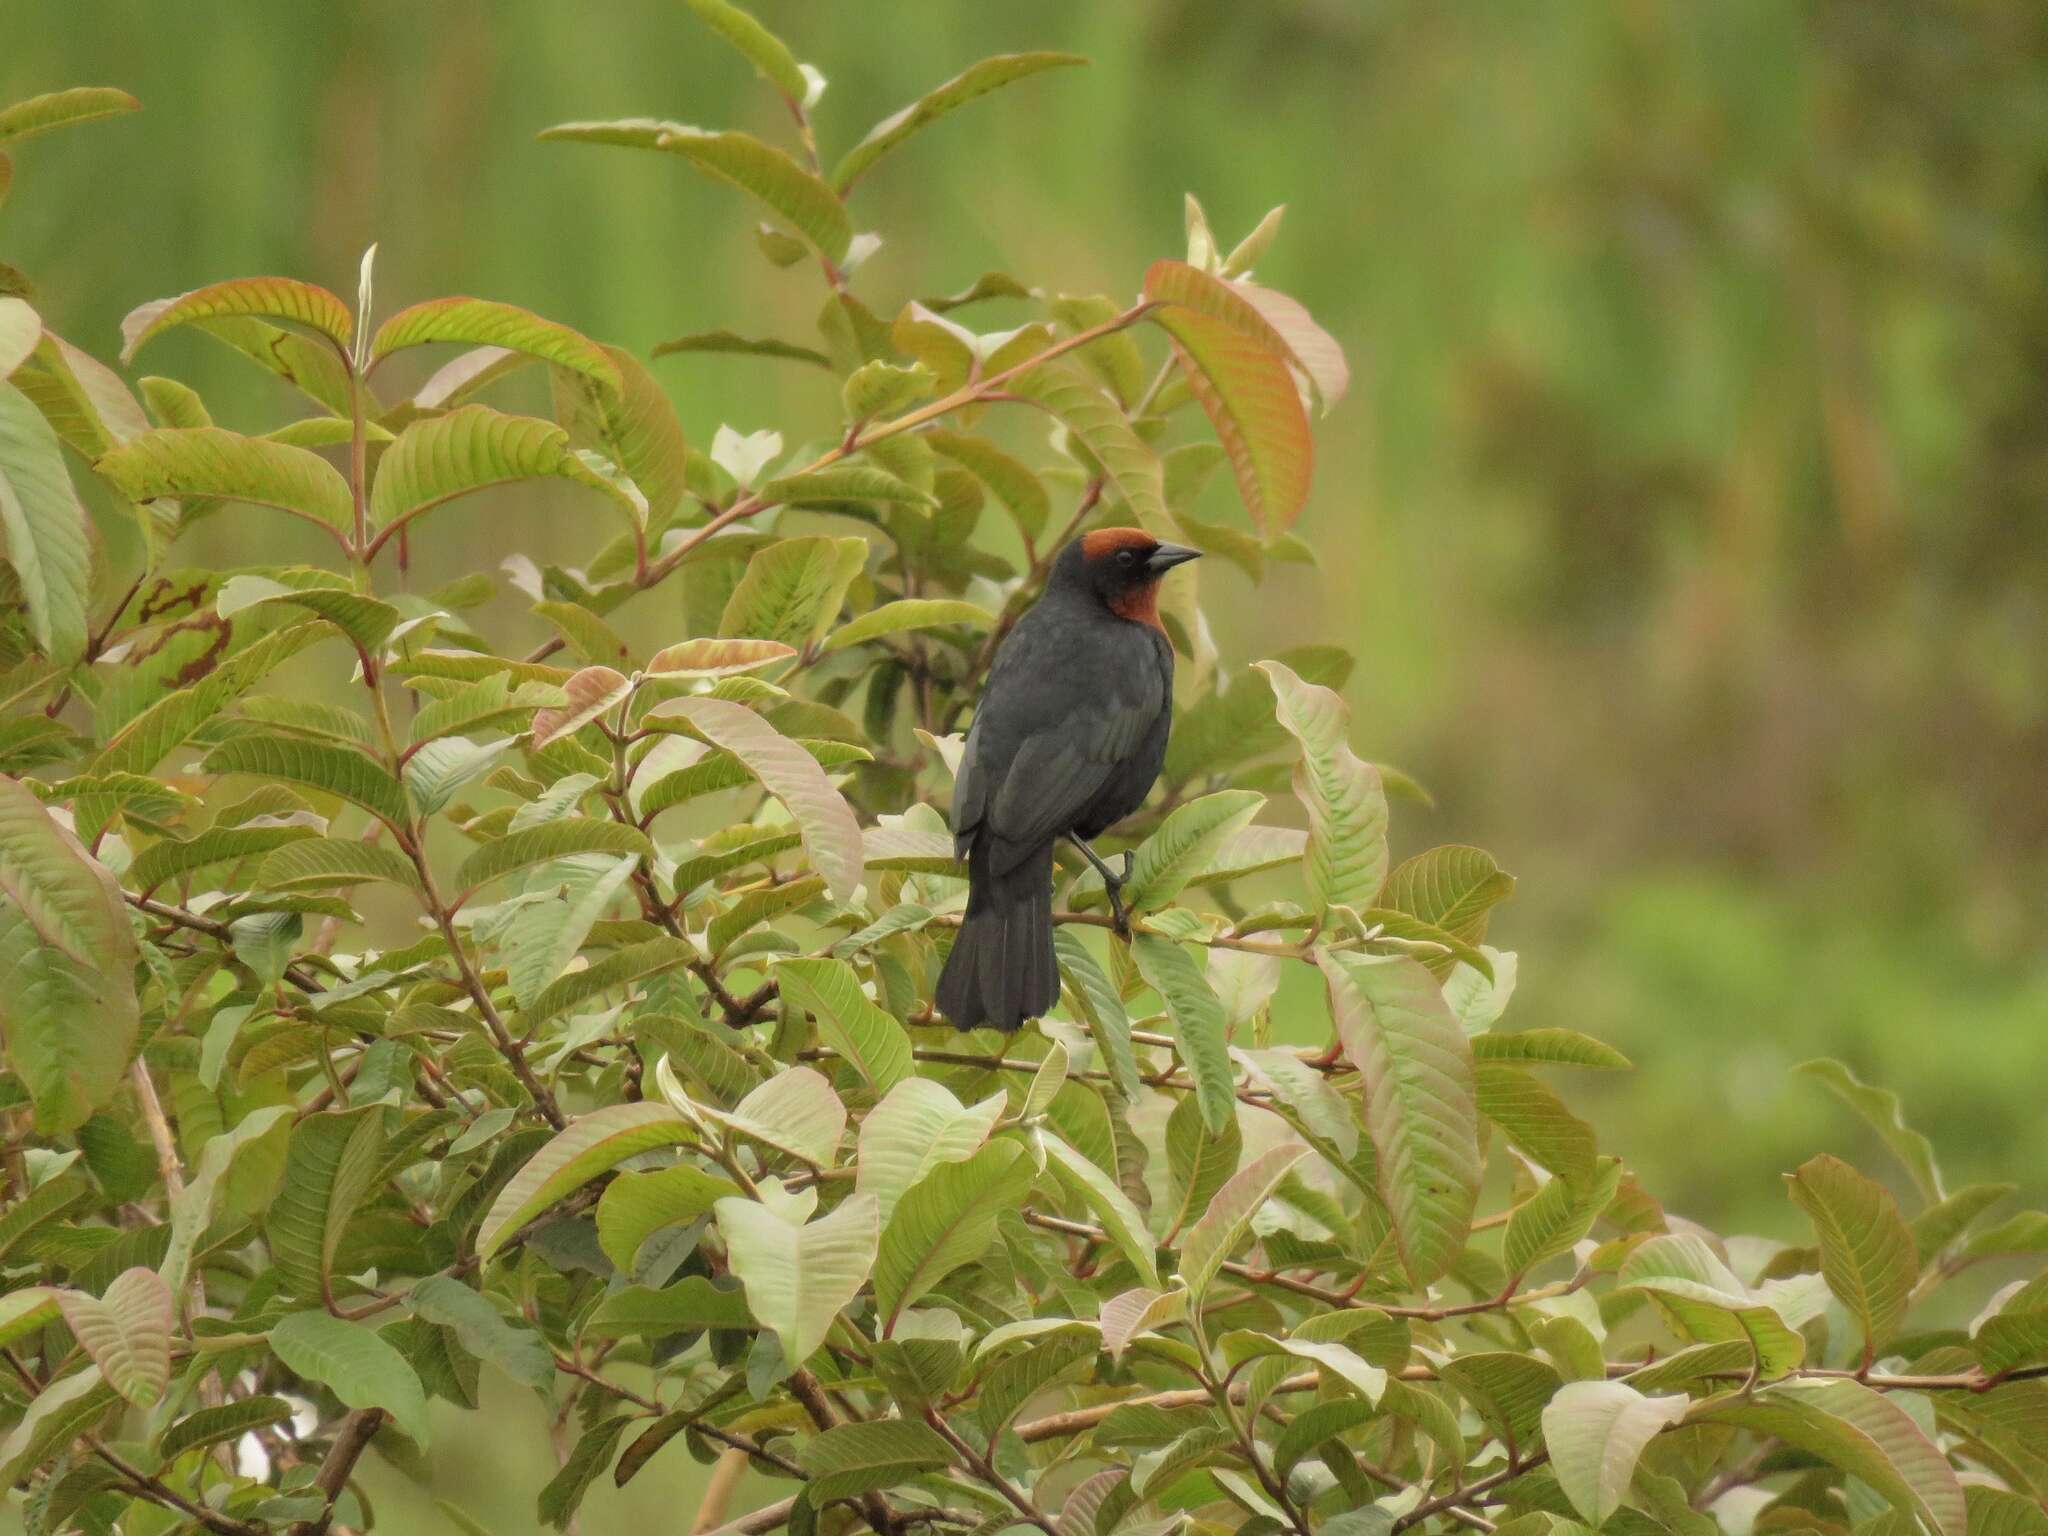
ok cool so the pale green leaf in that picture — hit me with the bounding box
[269,1310,431,1446]
[0,381,91,662]
[477,1103,696,1260]
[834,53,1084,191]
[1179,1141,1308,1299]
[121,276,351,362]
[855,1077,1007,1224]
[1042,1133,1161,1290]
[876,1139,1036,1330]
[1258,660,1388,913]
[1541,1380,1691,1527]
[0,88,139,147]
[369,405,642,540]
[821,598,993,654]
[54,1267,172,1407]
[96,426,353,536]
[1785,1153,1919,1358]
[716,1191,878,1364]
[1131,932,1235,1134]
[799,1420,955,1503]
[775,956,912,1093]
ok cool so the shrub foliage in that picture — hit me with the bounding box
[2,14,2046,1536]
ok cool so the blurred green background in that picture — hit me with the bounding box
[8,1,2048,1524]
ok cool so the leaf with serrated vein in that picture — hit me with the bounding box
[926,429,1049,539]
[1010,366,1165,526]
[776,957,911,1093]
[799,1420,955,1503]
[372,298,621,394]
[257,835,421,894]
[477,1103,696,1260]
[1100,1286,1190,1362]
[1506,1157,1623,1278]
[656,695,864,902]
[1786,1153,1919,1359]
[877,1139,1035,1330]
[1382,844,1515,944]
[0,1366,120,1490]
[55,1268,172,1407]
[1258,660,1387,913]
[0,774,139,1132]
[1144,260,1313,534]
[157,1395,294,1462]
[216,574,399,653]
[695,1066,845,1168]
[716,1191,878,1364]
[1706,1380,1965,1536]
[596,1164,740,1272]
[1118,790,1264,913]
[121,276,351,362]
[0,382,90,663]
[1541,1380,1691,1527]
[855,1078,1006,1224]
[834,53,1084,190]
[1471,1029,1631,1070]
[267,1108,384,1303]
[1178,1142,1308,1299]
[717,534,869,650]
[456,818,648,895]
[823,598,992,654]
[370,404,641,540]
[645,637,796,677]
[201,735,409,829]
[1319,950,1480,1285]
[269,1310,430,1445]
[1131,932,1235,1134]
[96,427,353,536]
[1042,1133,1161,1290]
[767,465,937,510]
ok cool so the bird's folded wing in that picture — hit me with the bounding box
[986,689,1159,854]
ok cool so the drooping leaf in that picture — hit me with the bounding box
[1041,1133,1162,1290]
[1470,1029,1631,1070]
[121,276,351,362]
[679,0,809,103]
[404,1274,554,1389]
[269,1310,432,1445]
[1785,1153,1919,1359]
[552,343,689,523]
[1257,659,1388,913]
[644,637,797,678]
[876,1139,1036,1330]
[1010,365,1166,526]
[1795,1058,1945,1202]
[799,1420,955,1503]
[1319,950,1480,1285]
[822,598,994,654]
[158,1396,294,1462]
[0,773,140,1132]
[654,695,864,902]
[651,330,832,369]
[0,1367,120,1491]
[369,405,643,539]
[0,298,39,380]
[1237,281,1350,413]
[266,1108,386,1303]
[926,429,1051,540]
[693,1066,847,1168]
[716,1191,879,1364]
[215,574,399,653]
[96,426,354,538]
[716,533,869,650]
[1541,1381,1691,1527]
[1119,790,1264,913]
[775,957,912,1093]
[833,53,1086,191]
[1054,929,1140,1104]
[0,87,136,149]
[582,1277,754,1338]
[371,299,622,395]
[1144,260,1313,533]
[477,1103,696,1260]
[0,381,91,662]
[596,1164,740,1272]
[1131,932,1235,1134]
[1618,1233,1819,1379]
[200,735,409,829]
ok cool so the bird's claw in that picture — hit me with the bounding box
[1105,856,1133,939]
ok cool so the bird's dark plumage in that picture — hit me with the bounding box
[936,529,1199,1031]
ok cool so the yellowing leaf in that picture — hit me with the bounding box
[96,426,354,537]
[121,276,351,362]
[371,298,622,395]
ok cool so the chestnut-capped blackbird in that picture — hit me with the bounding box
[935,527,1201,1032]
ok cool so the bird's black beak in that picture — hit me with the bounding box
[1145,543,1202,575]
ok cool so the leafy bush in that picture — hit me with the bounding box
[2,14,2046,1536]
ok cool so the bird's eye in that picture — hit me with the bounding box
[1116,549,1138,568]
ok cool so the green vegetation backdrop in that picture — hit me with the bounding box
[5,2,2046,1529]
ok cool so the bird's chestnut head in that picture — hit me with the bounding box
[1051,527,1201,628]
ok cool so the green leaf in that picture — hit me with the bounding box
[1054,929,1139,1104]
[843,360,935,420]
[456,818,650,895]
[0,773,140,1132]
[201,735,409,829]
[269,1310,431,1446]
[1784,1154,1919,1359]
[767,465,937,510]
[95,621,319,774]
[1476,1063,1597,1188]
[371,298,621,395]
[1164,1090,1244,1234]
[1119,790,1264,912]
[1540,1380,1690,1526]
[0,88,139,146]
[679,0,809,101]
[834,52,1083,190]
[0,382,91,662]
[582,1276,754,1338]
[266,1108,386,1303]
[1041,1133,1162,1290]
[0,1367,119,1491]
[1131,932,1235,1134]
[1257,660,1388,913]
[692,1065,846,1167]
[926,429,1050,539]
[256,836,422,895]
[800,1420,955,1503]
[855,1077,1007,1224]
[215,574,400,653]
[1505,1157,1623,1278]
[370,405,642,539]
[54,1267,172,1407]
[596,1165,740,1272]
[776,957,912,1093]
[553,343,689,524]
[651,330,832,369]
[717,533,869,649]
[876,1139,1036,1330]
[1010,366,1166,526]
[404,1274,554,1389]
[0,298,38,380]
[1795,1058,1945,1202]
[716,1191,879,1364]
[655,695,865,903]
[1144,261,1314,533]
[1705,1380,1966,1536]
[522,936,695,1028]
[158,1396,294,1462]
[1470,1029,1631,1070]
[1381,844,1515,945]
[538,1416,631,1531]
[1319,950,1480,1285]
[1179,1141,1308,1299]
[822,598,994,654]
[0,1287,61,1349]
[477,1103,696,1260]
[121,276,351,362]
[96,426,354,537]
[1618,1233,1819,1379]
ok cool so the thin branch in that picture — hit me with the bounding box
[287,1408,385,1536]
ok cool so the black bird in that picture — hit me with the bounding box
[936,528,1201,1032]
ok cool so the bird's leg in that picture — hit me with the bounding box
[1068,834,1134,939]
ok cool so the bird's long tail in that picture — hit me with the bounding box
[935,839,1058,1032]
